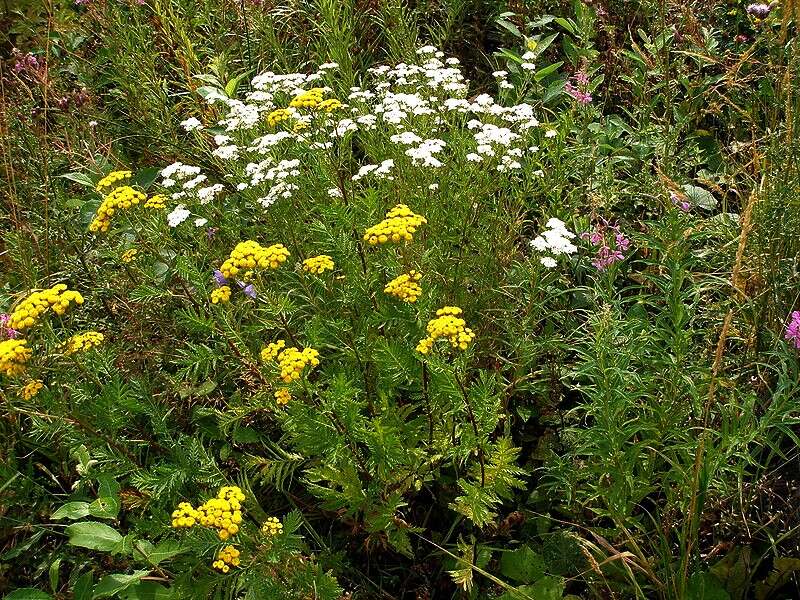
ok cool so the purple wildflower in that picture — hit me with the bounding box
[206,227,219,241]
[564,69,593,105]
[582,218,630,270]
[213,270,228,286]
[0,314,19,340]
[785,311,800,349]
[670,191,691,212]
[746,3,773,18]
[237,281,257,299]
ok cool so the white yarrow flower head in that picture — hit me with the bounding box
[180,117,203,131]
[531,217,578,267]
[540,256,557,268]
[194,217,208,227]
[167,204,191,227]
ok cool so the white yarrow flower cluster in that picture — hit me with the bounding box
[531,218,577,268]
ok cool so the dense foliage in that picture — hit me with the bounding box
[1,1,799,599]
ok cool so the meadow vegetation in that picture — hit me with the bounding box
[1,1,799,598]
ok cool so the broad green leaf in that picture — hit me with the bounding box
[52,502,90,520]
[130,167,160,191]
[120,582,174,599]
[89,497,120,520]
[3,590,53,600]
[49,558,61,593]
[499,546,546,584]
[134,539,185,566]
[754,558,800,600]
[688,572,730,600]
[534,61,563,81]
[92,571,151,599]
[65,522,122,552]
[682,184,718,210]
[73,572,94,600]
[59,172,95,188]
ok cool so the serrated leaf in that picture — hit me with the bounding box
[52,501,90,520]
[65,522,122,552]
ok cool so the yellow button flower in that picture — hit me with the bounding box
[211,286,231,304]
[95,170,132,193]
[302,255,335,274]
[0,338,32,377]
[364,204,427,245]
[384,270,423,303]
[416,306,475,354]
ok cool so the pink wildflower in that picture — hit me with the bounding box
[785,311,800,349]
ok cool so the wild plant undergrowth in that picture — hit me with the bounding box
[1,1,799,599]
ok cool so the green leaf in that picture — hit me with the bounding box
[73,572,94,600]
[52,501,90,520]
[92,571,151,599]
[496,18,522,39]
[119,582,174,600]
[65,522,123,552]
[224,72,250,98]
[500,546,546,584]
[534,61,563,82]
[59,172,95,188]
[3,590,53,600]
[682,184,718,210]
[49,558,61,593]
[131,167,160,191]
[500,576,565,600]
[755,558,800,600]
[688,572,730,600]
[89,497,121,519]
[134,539,185,566]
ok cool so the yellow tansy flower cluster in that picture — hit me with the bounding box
[261,516,283,536]
[363,204,427,245]
[121,249,138,263]
[220,241,290,279]
[144,194,167,209]
[384,271,423,303]
[9,284,84,331]
[171,486,246,541]
[276,347,320,383]
[212,545,241,572]
[21,379,44,400]
[260,340,286,362]
[317,98,343,112]
[416,307,475,354]
[95,170,132,192]
[211,286,231,304]
[289,88,324,109]
[274,388,292,405]
[63,331,104,355]
[0,339,32,377]
[266,108,293,127]
[171,502,198,528]
[89,185,146,233]
[302,255,335,274]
